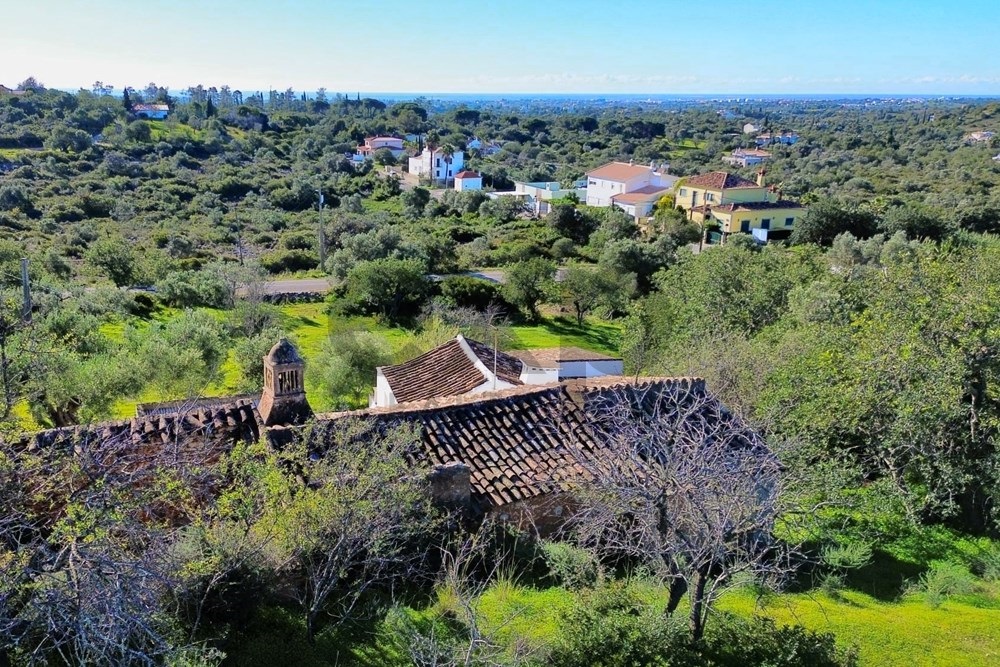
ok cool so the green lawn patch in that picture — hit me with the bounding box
[92,304,622,421]
[721,587,1000,667]
[508,316,621,354]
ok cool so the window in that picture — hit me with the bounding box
[706,192,715,202]
[679,188,687,196]
[740,220,750,233]
[785,217,795,226]
[761,218,771,230]
[435,158,440,166]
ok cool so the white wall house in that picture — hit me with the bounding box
[969,131,996,143]
[585,161,678,213]
[408,147,466,183]
[132,103,169,120]
[756,131,799,146]
[722,148,772,167]
[512,180,588,214]
[454,171,483,191]
[743,123,761,134]
[357,136,406,159]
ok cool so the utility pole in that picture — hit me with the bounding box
[317,188,327,270]
[20,258,30,323]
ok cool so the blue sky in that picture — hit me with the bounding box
[3,0,1000,95]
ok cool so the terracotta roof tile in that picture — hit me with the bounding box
[318,376,719,510]
[684,171,760,190]
[9,400,262,457]
[379,336,524,404]
[587,161,659,182]
[510,347,620,365]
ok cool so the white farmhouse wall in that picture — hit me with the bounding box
[373,368,396,407]
[520,365,559,385]
[557,359,624,379]
[586,178,627,206]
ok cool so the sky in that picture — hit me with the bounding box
[3,0,1000,96]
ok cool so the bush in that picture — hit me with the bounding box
[546,583,857,667]
[546,582,692,667]
[156,270,229,308]
[439,276,503,311]
[918,561,978,608]
[260,249,319,274]
[541,542,603,590]
[702,613,858,667]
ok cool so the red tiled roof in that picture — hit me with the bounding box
[586,161,657,182]
[611,185,672,205]
[454,170,480,179]
[317,376,751,509]
[379,336,523,404]
[684,171,760,190]
[698,200,805,214]
[10,400,262,455]
[509,347,621,365]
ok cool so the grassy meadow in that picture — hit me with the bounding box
[84,301,623,419]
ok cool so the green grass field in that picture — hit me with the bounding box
[93,302,621,420]
[721,588,1000,666]
[434,582,1000,667]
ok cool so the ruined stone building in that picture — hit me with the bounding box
[6,338,763,524]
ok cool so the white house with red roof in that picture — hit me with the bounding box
[585,160,678,218]
[722,148,772,167]
[356,136,405,160]
[454,171,483,191]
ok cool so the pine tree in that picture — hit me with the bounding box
[123,87,132,113]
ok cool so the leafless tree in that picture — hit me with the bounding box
[263,419,439,642]
[567,380,791,641]
[0,415,245,664]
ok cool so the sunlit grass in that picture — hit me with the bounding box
[720,587,1000,667]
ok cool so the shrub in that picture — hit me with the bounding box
[541,542,603,590]
[973,543,1000,582]
[702,613,858,667]
[156,270,229,308]
[260,249,319,274]
[546,584,857,667]
[439,276,503,311]
[546,582,693,667]
[918,561,978,608]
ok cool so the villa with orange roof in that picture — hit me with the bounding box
[585,160,678,218]
[677,170,806,242]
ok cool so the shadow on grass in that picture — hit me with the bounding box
[511,315,622,354]
[791,550,925,602]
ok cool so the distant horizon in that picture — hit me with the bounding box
[26,85,1000,102]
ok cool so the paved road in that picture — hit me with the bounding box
[259,268,566,295]
[259,278,332,294]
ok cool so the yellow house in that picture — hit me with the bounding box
[676,171,772,210]
[695,201,805,240]
[675,170,805,241]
